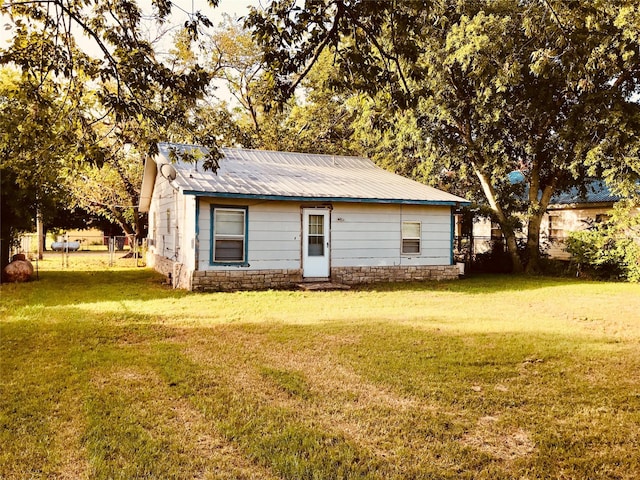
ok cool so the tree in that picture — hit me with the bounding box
[208,16,267,144]
[0,68,86,274]
[281,50,359,155]
[247,0,640,273]
[566,201,640,282]
[1,0,223,270]
[65,144,145,245]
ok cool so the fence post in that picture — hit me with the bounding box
[108,237,115,267]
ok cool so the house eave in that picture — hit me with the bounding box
[548,201,616,210]
[138,156,159,213]
[182,190,471,207]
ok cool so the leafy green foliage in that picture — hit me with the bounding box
[566,203,640,282]
[65,145,145,239]
[0,1,225,270]
[0,68,89,271]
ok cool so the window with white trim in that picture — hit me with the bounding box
[490,221,503,240]
[401,221,421,254]
[548,214,564,240]
[212,207,247,263]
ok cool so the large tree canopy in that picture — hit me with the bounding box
[247,0,640,273]
[0,0,225,272]
[2,0,224,164]
[0,68,87,272]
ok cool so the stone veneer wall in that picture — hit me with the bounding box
[189,264,459,292]
[191,269,303,292]
[147,253,192,289]
[149,254,460,291]
[331,265,460,284]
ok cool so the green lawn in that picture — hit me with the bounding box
[1,253,639,479]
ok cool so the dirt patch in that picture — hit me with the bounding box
[461,417,536,461]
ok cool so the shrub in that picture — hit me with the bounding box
[566,211,640,282]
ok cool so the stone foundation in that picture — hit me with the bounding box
[331,265,460,284]
[149,255,460,291]
[147,253,192,289]
[192,269,303,292]
[190,264,459,291]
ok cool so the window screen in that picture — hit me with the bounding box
[402,221,421,254]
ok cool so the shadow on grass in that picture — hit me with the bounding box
[352,273,604,294]
[4,268,625,313]
[3,313,639,479]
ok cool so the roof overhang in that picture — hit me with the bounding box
[138,156,158,213]
[182,190,471,207]
[547,201,616,211]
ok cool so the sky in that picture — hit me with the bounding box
[0,0,263,50]
[0,0,263,101]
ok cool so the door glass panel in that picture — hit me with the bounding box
[308,214,324,256]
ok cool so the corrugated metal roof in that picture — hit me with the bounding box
[551,180,620,205]
[155,142,469,206]
[504,170,620,206]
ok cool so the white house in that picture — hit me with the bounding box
[139,143,470,291]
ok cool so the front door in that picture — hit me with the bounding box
[302,209,330,278]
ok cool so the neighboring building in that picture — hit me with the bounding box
[462,180,637,262]
[542,181,628,260]
[139,143,470,291]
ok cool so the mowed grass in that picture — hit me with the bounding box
[1,253,639,479]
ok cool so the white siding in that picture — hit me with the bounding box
[195,200,453,271]
[331,204,452,267]
[147,175,196,269]
[197,199,302,271]
[542,207,615,260]
[179,195,197,270]
[148,175,177,259]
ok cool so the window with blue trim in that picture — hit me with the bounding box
[212,207,247,263]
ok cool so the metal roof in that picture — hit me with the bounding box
[506,170,621,206]
[550,180,621,206]
[145,142,469,207]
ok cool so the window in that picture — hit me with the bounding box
[308,214,325,256]
[490,221,503,240]
[212,207,247,263]
[548,215,564,240]
[402,221,421,254]
[166,209,171,234]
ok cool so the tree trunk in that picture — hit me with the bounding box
[503,229,524,273]
[0,223,10,283]
[469,159,524,272]
[525,212,545,274]
[524,179,556,274]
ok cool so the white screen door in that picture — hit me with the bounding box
[302,209,330,278]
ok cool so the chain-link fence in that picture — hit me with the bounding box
[16,234,133,254]
[12,234,147,268]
